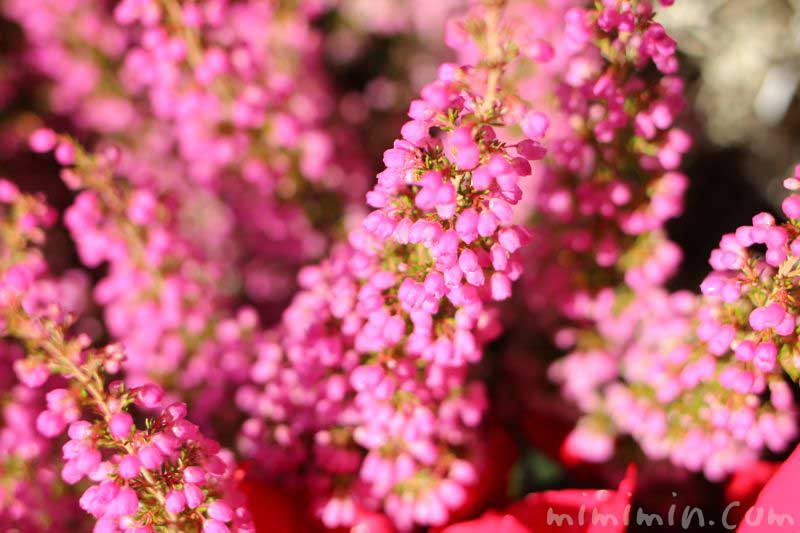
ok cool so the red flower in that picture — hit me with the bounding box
[736,444,800,532]
[520,406,574,463]
[346,507,395,533]
[439,512,530,532]
[440,465,636,533]
[238,460,396,533]
[449,422,520,523]
[241,479,318,533]
[724,460,781,526]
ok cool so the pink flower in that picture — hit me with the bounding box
[29,128,57,153]
[208,501,234,522]
[109,412,134,440]
[561,426,615,465]
[516,140,547,161]
[184,466,207,484]
[138,444,164,470]
[521,112,550,139]
[13,359,50,388]
[782,194,800,219]
[456,209,480,244]
[184,483,205,509]
[165,489,187,514]
[118,455,142,480]
[134,384,164,408]
[108,487,139,517]
[36,410,65,438]
[203,520,230,533]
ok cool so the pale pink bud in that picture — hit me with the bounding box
[782,195,800,219]
[36,410,65,437]
[29,128,57,153]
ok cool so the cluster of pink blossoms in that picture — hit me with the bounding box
[542,0,798,480]
[8,0,372,432]
[521,0,688,327]
[553,172,800,480]
[109,0,369,293]
[27,132,258,432]
[2,0,130,134]
[236,2,548,529]
[0,183,88,529]
[0,183,253,532]
[3,0,368,310]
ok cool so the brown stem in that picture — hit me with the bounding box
[481,0,507,117]
[21,322,170,509]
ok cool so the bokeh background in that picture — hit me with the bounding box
[2,1,800,530]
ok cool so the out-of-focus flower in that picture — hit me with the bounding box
[736,443,800,532]
[439,465,636,533]
[725,460,781,526]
